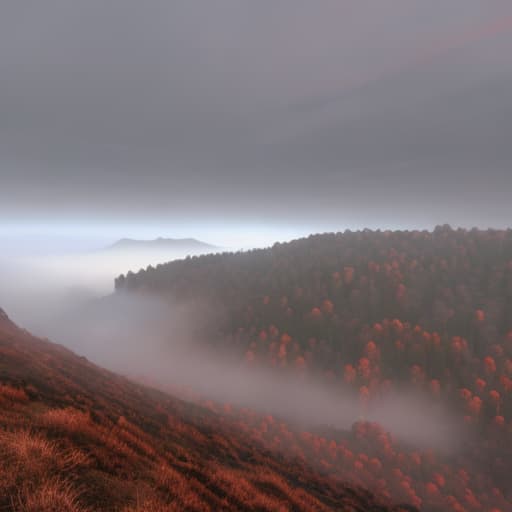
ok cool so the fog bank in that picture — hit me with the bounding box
[43,292,466,452]
[0,236,467,454]
[0,242,219,333]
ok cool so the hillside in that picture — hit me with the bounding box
[108,238,218,252]
[0,308,398,512]
[115,227,512,511]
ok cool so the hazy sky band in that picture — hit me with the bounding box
[1,1,511,234]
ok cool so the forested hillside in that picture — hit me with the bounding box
[116,227,512,511]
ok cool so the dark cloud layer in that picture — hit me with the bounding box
[1,1,511,230]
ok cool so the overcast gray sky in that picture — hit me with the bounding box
[1,1,512,242]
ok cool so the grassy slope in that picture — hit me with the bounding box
[0,309,398,512]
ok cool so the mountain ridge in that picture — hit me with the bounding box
[107,237,218,252]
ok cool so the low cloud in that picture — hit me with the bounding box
[43,291,466,452]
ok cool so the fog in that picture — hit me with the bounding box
[39,290,465,453]
[0,235,467,456]
[0,238,220,333]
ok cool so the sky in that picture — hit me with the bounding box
[1,1,512,245]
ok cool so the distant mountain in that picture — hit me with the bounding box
[0,309,398,512]
[107,237,218,252]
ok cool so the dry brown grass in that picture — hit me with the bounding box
[0,428,92,509]
[0,429,56,464]
[14,478,88,512]
[208,464,290,511]
[122,501,165,512]
[39,407,92,434]
[0,384,29,403]
[0,429,58,487]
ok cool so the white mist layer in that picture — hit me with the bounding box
[0,245,218,332]
[41,292,466,453]
[0,242,466,454]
